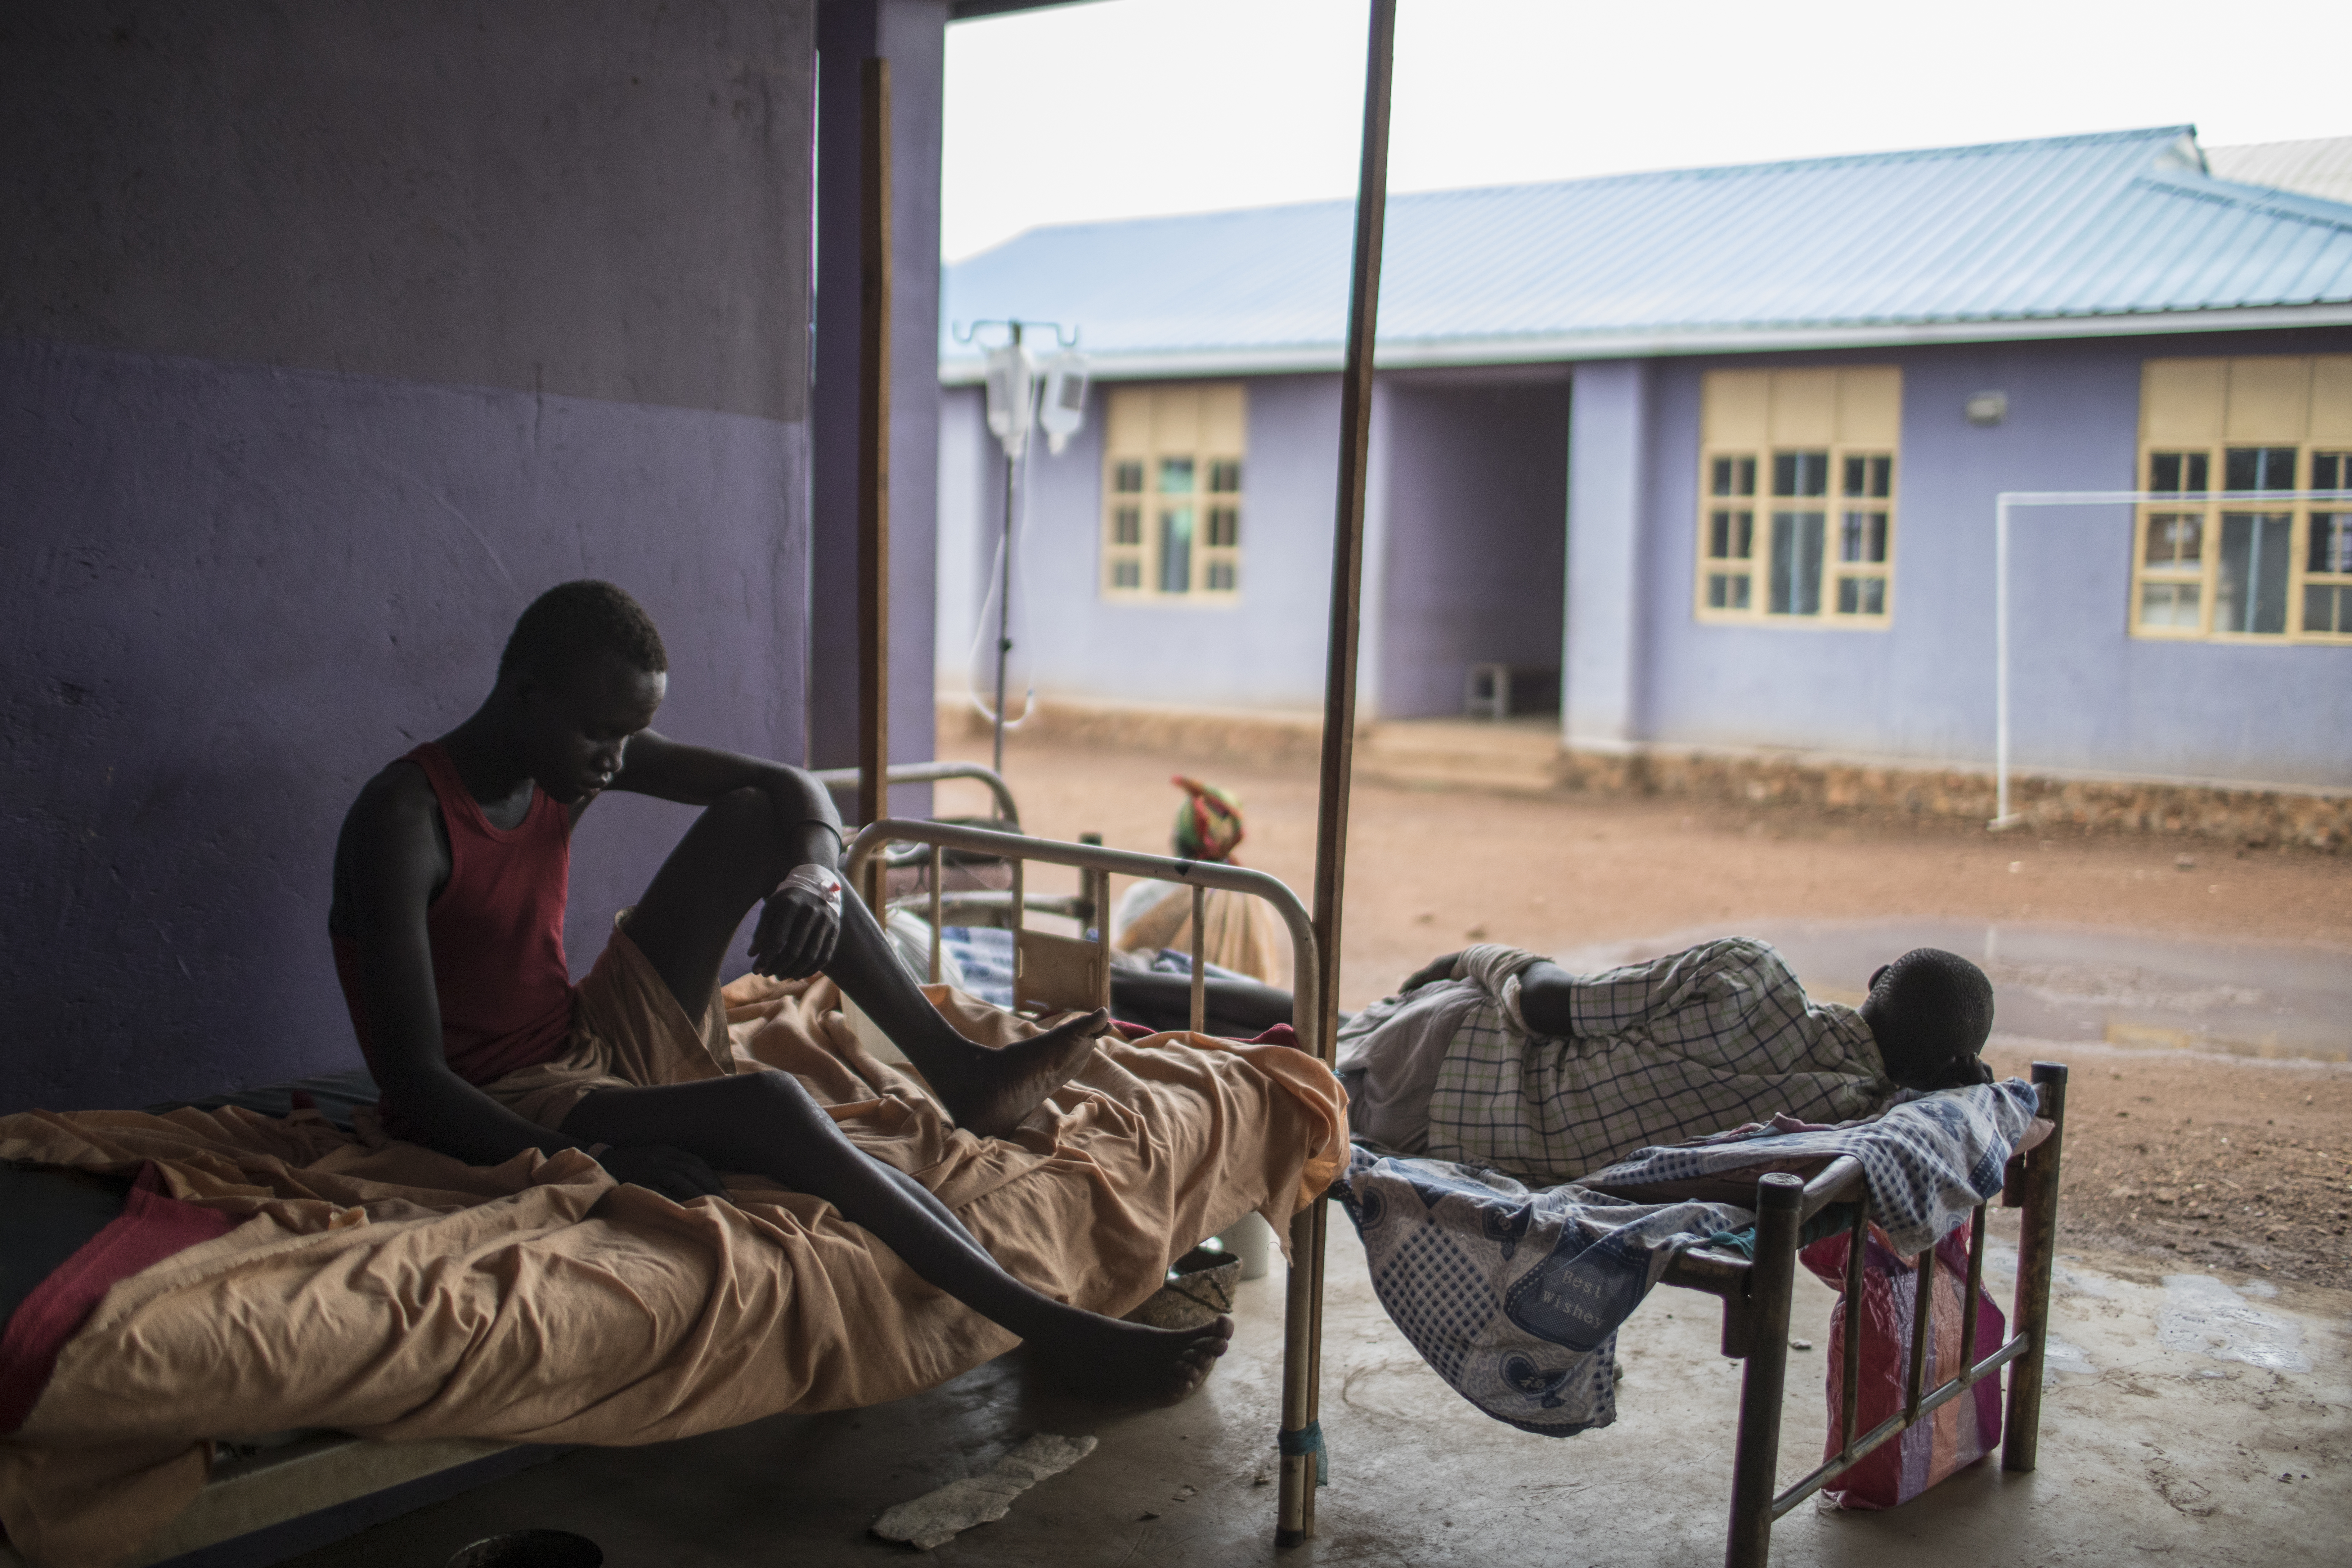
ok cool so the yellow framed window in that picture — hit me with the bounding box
[1102,383,1244,601]
[1697,366,1899,628]
[2133,355,2352,643]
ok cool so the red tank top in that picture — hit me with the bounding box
[333,742,578,1090]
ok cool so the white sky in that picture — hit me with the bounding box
[942,0,2352,261]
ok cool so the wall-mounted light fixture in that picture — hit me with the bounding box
[1965,391,2008,427]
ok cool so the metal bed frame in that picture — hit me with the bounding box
[842,817,1336,1546]
[843,813,2070,1562]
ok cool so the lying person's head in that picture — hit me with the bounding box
[1859,948,1996,1091]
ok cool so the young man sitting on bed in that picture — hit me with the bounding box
[1336,936,1997,1183]
[329,580,1228,1402]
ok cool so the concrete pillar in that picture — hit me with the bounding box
[1563,359,1651,750]
[811,0,947,816]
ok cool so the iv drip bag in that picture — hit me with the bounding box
[1038,351,1090,455]
[983,343,1035,460]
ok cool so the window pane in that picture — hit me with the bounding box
[2305,584,2349,634]
[1768,511,1824,615]
[1836,577,1860,615]
[1711,457,1733,497]
[1841,454,1892,499]
[1207,506,1239,548]
[1209,459,1242,494]
[1112,560,1141,589]
[1707,573,1729,608]
[1113,460,1143,494]
[1772,451,1828,498]
[1859,577,1885,615]
[2139,581,2199,628]
[1159,508,1193,592]
[1736,457,1755,496]
[2314,452,2346,493]
[2309,512,2351,574]
[2224,446,2297,493]
[1709,511,1729,558]
[2145,512,2203,567]
[1158,457,1195,494]
[2151,451,2210,494]
[1114,506,1142,545]
[2217,512,2291,634]
[1713,455,1757,498]
[1206,561,1237,592]
[1840,510,1888,563]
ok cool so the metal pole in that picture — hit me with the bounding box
[854,58,893,861]
[1992,494,2011,828]
[1284,0,1397,1548]
[991,324,1024,776]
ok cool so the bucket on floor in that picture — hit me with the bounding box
[1213,1212,1274,1280]
[1122,1245,1243,1330]
[445,1530,603,1568]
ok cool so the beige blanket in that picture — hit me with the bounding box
[0,977,1347,1568]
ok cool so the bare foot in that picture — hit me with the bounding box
[1054,1311,1234,1405]
[930,1008,1107,1138]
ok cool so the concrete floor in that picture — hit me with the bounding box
[284,1211,2348,1568]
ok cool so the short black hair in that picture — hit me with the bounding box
[499,580,668,684]
[1860,948,1996,1091]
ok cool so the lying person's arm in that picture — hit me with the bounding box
[344,768,720,1197]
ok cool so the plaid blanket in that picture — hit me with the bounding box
[1584,1079,2043,1256]
[1338,1146,1748,1436]
[1426,938,1891,1183]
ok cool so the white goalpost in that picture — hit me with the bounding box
[1990,488,2352,828]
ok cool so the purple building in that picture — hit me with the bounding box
[938,128,2352,791]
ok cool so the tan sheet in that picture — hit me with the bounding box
[0,977,1347,1568]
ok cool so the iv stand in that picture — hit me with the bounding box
[991,322,1023,776]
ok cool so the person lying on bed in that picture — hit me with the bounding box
[1334,936,1996,1183]
[329,579,1228,1402]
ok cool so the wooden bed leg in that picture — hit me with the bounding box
[1276,1201,1326,1546]
[1725,1172,1802,1568]
[2004,1061,2067,1473]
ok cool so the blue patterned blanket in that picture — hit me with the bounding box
[1338,1147,1748,1436]
[1338,1080,2043,1436]
[1583,1078,2041,1256]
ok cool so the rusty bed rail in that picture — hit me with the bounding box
[843,819,1331,1546]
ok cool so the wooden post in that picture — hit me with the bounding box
[2004,1061,2068,1471]
[1283,0,1397,1549]
[855,56,892,904]
[1725,1172,1803,1568]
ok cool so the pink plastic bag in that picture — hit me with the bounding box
[1798,1218,2004,1510]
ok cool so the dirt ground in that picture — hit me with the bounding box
[930,733,2352,1287]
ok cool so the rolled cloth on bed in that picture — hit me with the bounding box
[0,976,1346,1568]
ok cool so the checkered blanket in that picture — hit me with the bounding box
[1339,1146,1749,1436]
[1425,938,1892,1183]
[1584,1078,2043,1257]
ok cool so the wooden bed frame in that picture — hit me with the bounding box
[1651,1061,2070,1565]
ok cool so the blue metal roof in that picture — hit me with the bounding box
[941,127,2352,380]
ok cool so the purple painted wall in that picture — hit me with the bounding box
[1376,372,1571,718]
[1621,328,2352,785]
[1,2,825,1111]
[938,374,1346,714]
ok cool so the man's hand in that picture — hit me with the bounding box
[749,863,845,980]
[598,1143,728,1203]
[1400,952,1464,996]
